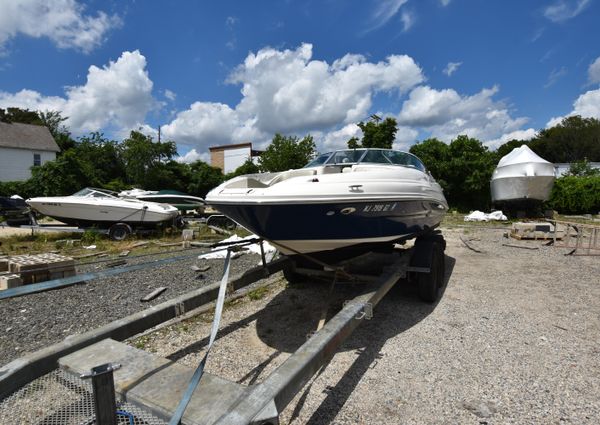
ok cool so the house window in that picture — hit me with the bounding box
[33,153,41,167]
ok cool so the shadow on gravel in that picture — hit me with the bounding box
[165,254,455,423]
[294,254,456,424]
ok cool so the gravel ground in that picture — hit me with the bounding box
[3,227,600,424]
[131,227,600,424]
[0,245,263,364]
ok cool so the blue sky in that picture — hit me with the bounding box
[1,0,599,162]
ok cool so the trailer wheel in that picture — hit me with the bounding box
[109,223,132,241]
[411,237,445,303]
[283,267,306,285]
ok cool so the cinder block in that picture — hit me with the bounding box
[0,274,23,290]
[0,259,8,272]
[182,229,194,241]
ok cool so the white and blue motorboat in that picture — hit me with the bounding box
[206,148,448,259]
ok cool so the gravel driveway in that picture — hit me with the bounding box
[2,226,600,424]
[133,227,600,424]
[0,247,263,364]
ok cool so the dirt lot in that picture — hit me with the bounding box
[131,226,600,424]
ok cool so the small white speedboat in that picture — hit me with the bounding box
[491,145,555,205]
[27,188,180,228]
[206,148,448,259]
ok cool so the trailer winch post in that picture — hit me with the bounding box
[80,363,121,425]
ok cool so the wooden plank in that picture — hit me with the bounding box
[141,286,167,302]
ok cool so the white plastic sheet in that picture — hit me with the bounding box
[198,234,277,260]
[464,210,507,222]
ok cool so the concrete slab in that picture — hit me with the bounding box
[59,338,277,425]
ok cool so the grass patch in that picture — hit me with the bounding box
[247,286,269,301]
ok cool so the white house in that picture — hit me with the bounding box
[209,142,261,173]
[0,122,59,181]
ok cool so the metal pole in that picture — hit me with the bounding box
[81,363,121,425]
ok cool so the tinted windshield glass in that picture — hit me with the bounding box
[361,150,392,164]
[382,151,426,171]
[326,150,365,164]
[304,152,332,168]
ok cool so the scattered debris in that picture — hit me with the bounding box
[83,245,96,250]
[462,400,497,418]
[459,236,483,253]
[119,250,130,257]
[105,259,127,268]
[208,225,234,236]
[191,265,211,272]
[140,286,167,302]
[127,241,149,249]
[502,243,539,250]
[74,250,109,259]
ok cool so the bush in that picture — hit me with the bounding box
[546,176,600,214]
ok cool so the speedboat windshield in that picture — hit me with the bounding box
[72,188,117,198]
[304,149,426,172]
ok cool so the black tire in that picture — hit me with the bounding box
[109,223,132,241]
[283,265,306,285]
[413,241,445,302]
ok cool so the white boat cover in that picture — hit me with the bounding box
[497,145,551,168]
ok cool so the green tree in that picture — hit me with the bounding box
[409,138,450,188]
[76,132,125,186]
[27,150,91,196]
[410,135,497,210]
[144,160,192,192]
[226,158,260,179]
[38,110,76,152]
[347,137,360,149]
[356,117,398,149]
[0,107,43,125]
[566,159,600,177]
[258,134,316,172]
[529,115,600,162]
[187,161,225,197]
[120,130,177,186]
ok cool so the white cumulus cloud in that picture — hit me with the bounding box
[443,61,462,76]
[587,57,600,85]
[165,43,425,153]
[543,0,590,23]
[176,148,210,164]
[0,50,155,134]
[397,85,530,145]
[401,10,416,32]
[363,0,409,33]
[0,0,121,54]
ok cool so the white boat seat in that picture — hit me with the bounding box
[268,168,317,185]
[225,178,269,189]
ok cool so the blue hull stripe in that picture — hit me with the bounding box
[212,200,444,241]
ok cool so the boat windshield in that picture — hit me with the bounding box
[72,188,117,198]
[304,149,426,172]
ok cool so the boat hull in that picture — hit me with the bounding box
[490,175,555,203]
[211,199,445,256]
[27,199,178,228]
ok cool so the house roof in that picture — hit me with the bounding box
[0,121,60,152]
[209,142,252,151]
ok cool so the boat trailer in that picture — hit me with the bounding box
[0,234,446,425]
